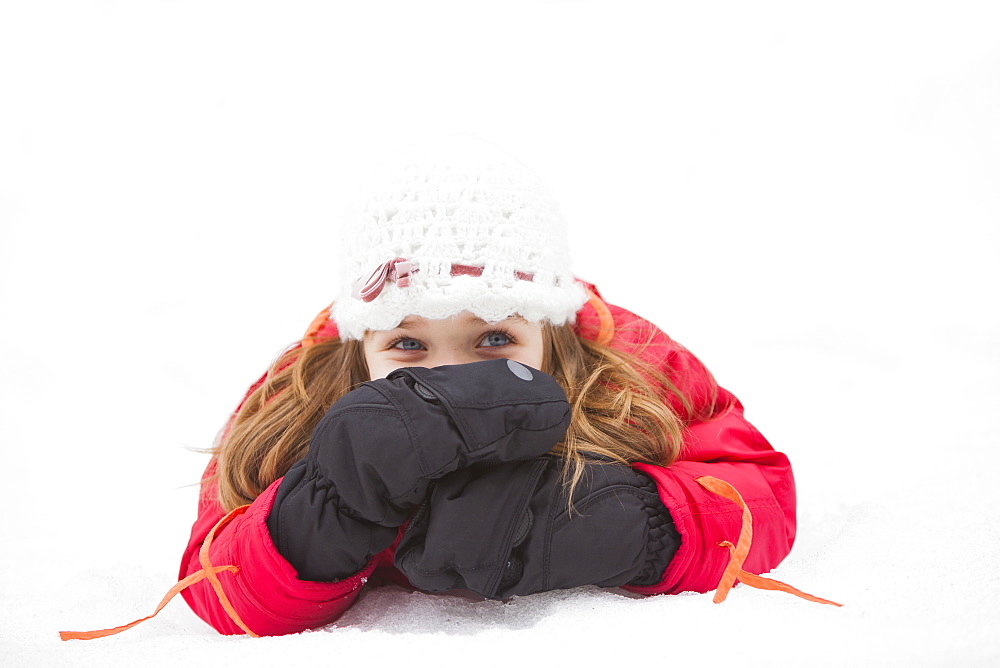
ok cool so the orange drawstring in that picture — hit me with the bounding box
[696,476,842,607]
[585,288,615,345]
[59,505,259,641]
[193,505,259,636]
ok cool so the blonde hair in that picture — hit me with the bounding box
[214,324,708,512]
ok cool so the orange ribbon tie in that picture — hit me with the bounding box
[59,504,259,641]
[696,476,841,607]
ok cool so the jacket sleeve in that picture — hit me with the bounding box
[609,307,796,596]
[179,457,380,636]
[626,389,796,595]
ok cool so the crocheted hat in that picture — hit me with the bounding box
[331,136,589,340]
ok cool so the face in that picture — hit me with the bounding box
[363,311,545,380]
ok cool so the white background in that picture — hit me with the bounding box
[1,1,998,666]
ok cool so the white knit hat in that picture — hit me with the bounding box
[331,135,589,341]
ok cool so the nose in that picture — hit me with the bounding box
[427,349,480,368]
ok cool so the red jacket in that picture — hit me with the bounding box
[179,283,796,635]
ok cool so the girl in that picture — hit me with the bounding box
[63,136,834,642]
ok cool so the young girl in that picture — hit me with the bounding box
[63,136,835,642]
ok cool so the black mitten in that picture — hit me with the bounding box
[394,457,680,598]
[267,359,570,581]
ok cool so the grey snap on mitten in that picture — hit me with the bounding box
[315,358,571,526]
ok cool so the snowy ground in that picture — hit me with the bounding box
[2,2,998,666]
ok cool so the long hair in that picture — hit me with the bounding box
[214,324,706,512]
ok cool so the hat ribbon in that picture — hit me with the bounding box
[352,260,536,303]
[352,258,418,303]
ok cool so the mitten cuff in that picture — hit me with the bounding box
[627,470,681,587]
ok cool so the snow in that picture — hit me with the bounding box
[1,1,998,666]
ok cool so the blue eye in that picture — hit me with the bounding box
[480,331,512,347]
[391,338,425,351]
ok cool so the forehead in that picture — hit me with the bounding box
[380,313,528,332]
[401,313,525,327]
